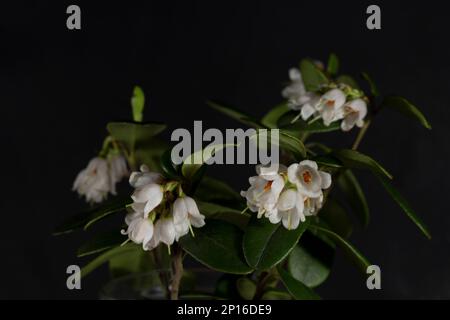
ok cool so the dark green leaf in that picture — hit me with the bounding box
[381,96,431,129]
[338,170,370,227]
[361,72,379,97]
[277,266,321,300]
[320,198,353,238]
[333,149,392,180]
[160,148,180,179]
[288,232,334,288]
[313,154,343,169]
[81,243,138,278]
[261,289,292,300]
[206,100,265,129]
[308,223,370,274]
[77,230,127,257]
[377,176,431,239]
[327,53,339,76]
[243,215,309,270]
[195,176,244,208]
[299,59,329,92]
[107,122,167,153]
[278,112,341,134]
[336,75,360,89]
[261,103,290,128]
[131,85,145,122]
[109,246,158,278]
[179,220,252,274]
[53,196,131,235]
[196,200,250,229]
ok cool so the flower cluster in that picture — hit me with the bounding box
[72,154,128,203]
[282,68,368,131]
[241,161,331,230]
[122,165,205,251]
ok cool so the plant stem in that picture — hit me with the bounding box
[253,271,273,300]
[170,244,184,300]
[351,119,371,150]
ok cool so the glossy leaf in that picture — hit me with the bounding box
[261,103,290,128]
[195,176,244,208]
[336,75,360,89]
[160,148,180,179]
[131,85,145,122]
[243,215,310,270]
[179,220,252,274]
[308,223,370,274]
[333,149,392,180]
[377,176,431,239]
[327,53,339,76]
[381,96,431,129]
[77,230,127,257]
[288,232,334,288]
[53,196,131,235]
[320,198,353,238]
[206,100,265,129]
[81,243,138,278]
[107,122,167,153]
[196,200,250,229]
[299,59,329,92]
[361,72,379,97]
[277,266,321,300]
[278,112,341,133]
[338,170,370,227]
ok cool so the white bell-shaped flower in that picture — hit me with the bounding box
[73,157,110,203]
[318,89,346,126]
[108,154,129,195]
[287,160,331,198]
[266,189,306,230]
[341,98,367,131]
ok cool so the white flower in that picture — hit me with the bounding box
[130,165,164,216]
[341,98,367,132]
[282,68,321,121]
[108,155,129,195]
[266,189,305,230]
[155,217,177,246]
[73,157,110,203]
[241,164,286,218]
[122,209,154,249]
[303,193,324,216]
[129,164,163,188]
[172,196,206,239]
[287,160,331,198]
[317,89,346,126]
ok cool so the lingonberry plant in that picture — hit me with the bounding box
[56,54,431,300]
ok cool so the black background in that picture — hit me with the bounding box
[0,0,449,299]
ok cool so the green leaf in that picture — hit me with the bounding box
[299,59,329,92]
[261,103,290,128]
[131,85,145,122]
[243,215,310,270]
[196,200,250,229]
[336,75,360,89]
[279,131,307,159]
[107,122,167,153]
[277,266,321,300]
[109,246,158,278]
[181,144,234,180]
[195,176,244,208]
[288,233,334,288]
[134,138,167,171]
[381,96,431,129]
[361,72,379,97]
[81,243,138,278]
[77,230,127,257]
[236,277,256,300]
[53,196,131,235]
[320,198,353,238]
[160,148,180,179]
[338,170,370,227]
[308,223,370,274]
[327,53,339,76]
[206,100,265,129]
[333,149,392,180]
[179,220,252,274]
[377,176,431,239]
[261,289,292,300]
[313,154,343,169]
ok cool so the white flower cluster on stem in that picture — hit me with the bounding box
[72,154,128,203]
[122,165,205,251]
[282,68,368,131]
[241,161,331,230]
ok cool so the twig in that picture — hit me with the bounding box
[169,244,184,300]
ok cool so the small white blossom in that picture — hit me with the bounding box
[73,157,110,203]
[241,165,286,218]
[266,189,305,230]
[341,98,367,131]
[108,155,129,195]
[317,89,346,126]
[172,196,206,239]
[130,165,164,216]
[122,209,154,249]
[287,160,331,198]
